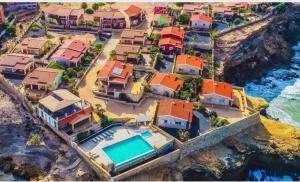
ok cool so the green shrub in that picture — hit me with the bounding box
[85,8,94,14]
[101,116,115,127]
[48,62,65,70]
[29,134,41,145]
[77,131,89,141]
[233,18,242,25]
[176,13,191,25]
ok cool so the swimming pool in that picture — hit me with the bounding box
[103,135,156,170]
[141,130,153,138]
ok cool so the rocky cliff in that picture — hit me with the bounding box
[0,90,98,181]
[215,4,300,84]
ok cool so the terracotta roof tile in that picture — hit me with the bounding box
[191,14,213,23]
[202,79,233,100]
[159,38,183,48]
[161,27,185,39]
[150,73,184,91]
[158,99,193,122]
[125,5,142,17]
[176,54,204,69]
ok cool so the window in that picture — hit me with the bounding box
[190,69,195,73]
[164,120,168,123]
[175,121,181,125]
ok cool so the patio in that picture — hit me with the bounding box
[154,56,174,73]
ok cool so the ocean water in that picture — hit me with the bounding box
[244,41,300,128]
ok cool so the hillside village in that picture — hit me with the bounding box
[0,2,288,180]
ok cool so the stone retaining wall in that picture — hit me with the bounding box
[180,112,260,158]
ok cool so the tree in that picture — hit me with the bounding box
[6,24,16,37]
[110,50,116,59]
[237,7,245,15]
[178,129,190,142]
[48,62,65,70]
[29,134,41,145]
[92,3,99,11]
[81,2,88,9]
[187,44,194,55]
[59,36,65,43]
[95,104,105,117]
[233,18,242,25]
[209,29,219,40]
[150,32,161,44]
[66,67,76,77]
[101,117,114,127]
[85,8,94,14]
[94,41,104,51]
[176,13,191,25]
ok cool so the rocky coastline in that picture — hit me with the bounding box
[215,4,300,85]
[0,89,98,181]
[127,97,300,181]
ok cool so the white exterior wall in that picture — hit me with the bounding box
[175,64,200,75]
[38,107,59,128]
[203,94,231,106]
[192,20,211,29]
[157,115,189,129]
[151,85,175,97]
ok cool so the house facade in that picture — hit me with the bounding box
[120,29,146,45]
[191,14,213,30]
[16,38,50,56]
[51,40,89,67]
[38,89,93,132]
[175,54,204,75]
[159,27,185,54]
[157,99,193,129]
[114,44,141,63]
[149,73,184,97]
[125,5,146,27]
[202,79,233,106]
[42,5,84,27]
[93,11,126,30]
[0,53,34,75]
[182,4,208,15]
[0,5,5,25]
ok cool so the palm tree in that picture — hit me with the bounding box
[43,24,48,35]
[95,104,105,117]
[209,29,219,41]
[178,129,190,142]
[110,50,116,60]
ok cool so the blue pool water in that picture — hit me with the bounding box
[141,131,153,138]
[103,135,155,169]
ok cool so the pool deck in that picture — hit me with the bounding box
[79,125,170,172]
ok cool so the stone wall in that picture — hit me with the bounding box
[180,112,260,158]
[112,149,181,181]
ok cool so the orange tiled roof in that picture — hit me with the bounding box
[191,14,213,23]
[202,80,233,100]
[125,5,142,17]
[176,54,204,70]
[150,73,184,91]
[59,106,93,125]
[159,38,183,48]
[161,27,185,39]
[158,99,193,122]
[98,60,133,84]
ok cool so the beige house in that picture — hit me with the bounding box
[120,29,146,45]
[0,53,35,75]
[115,44,141,63]
[16,38,50,56]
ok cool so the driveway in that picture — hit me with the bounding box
[78,33,158,119]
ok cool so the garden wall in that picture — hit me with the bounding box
[180,112,260,158]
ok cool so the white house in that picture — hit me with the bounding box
[175,54,205,75]
[202,80,233,106]
[191,14,213,30]
[149,73,184,97]
[157,99,193,129]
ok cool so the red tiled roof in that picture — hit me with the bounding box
[125,5,142,17]
[158,99,193,122]
[159,38,183,48]
[52,40,88,63]
[191,14,213,23]
[202,80,233,100]
[59,106,93,126]
[176,54,204,70]
[98,60,133,84]
[150,73,184,91]
[161,27,185,39]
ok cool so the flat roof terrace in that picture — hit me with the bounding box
[79,125,172,174]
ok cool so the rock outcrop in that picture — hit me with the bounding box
[0,90,98,181]
[215,4,300,84]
